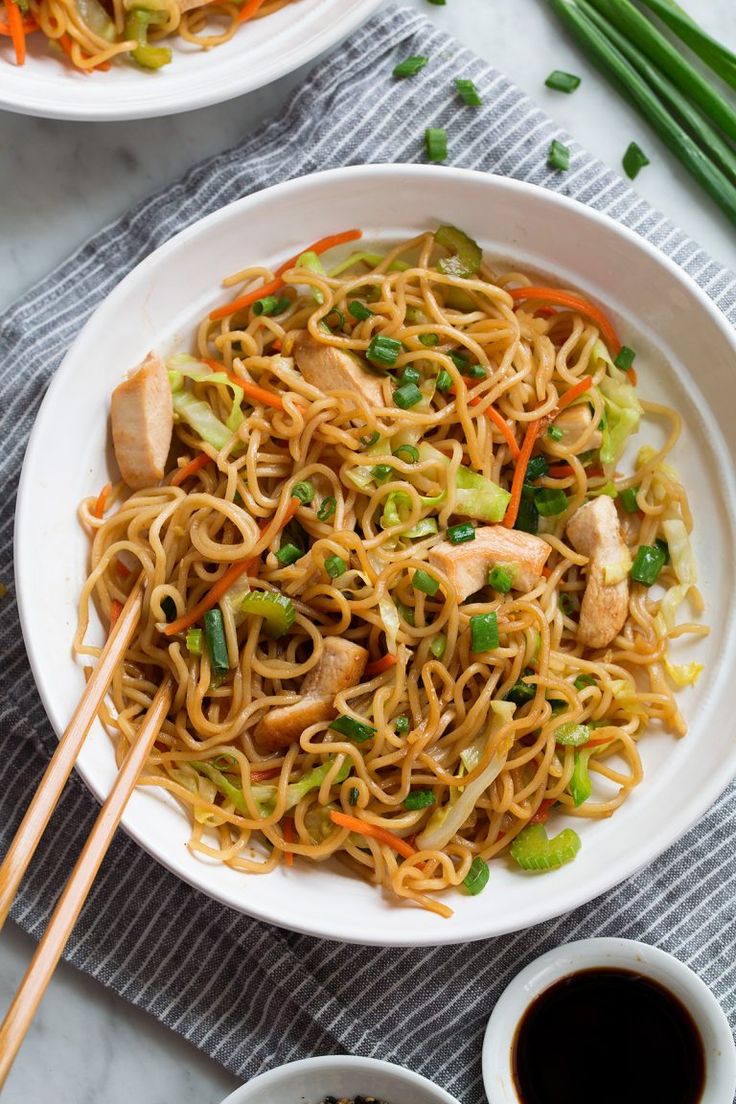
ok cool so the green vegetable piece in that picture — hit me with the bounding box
[448,350,469,371]
[637,0,736,91]
[620,486,639,513]
[545,69,581,92]
[253,295,291,316]
[526,455,549,481]
[430,634,447,659]
[276,542,302,566]
[296,250,326,304]
[325,555,347,578]
[371,464,394,484]
[360,431,380,449]
[615,344,637,371]
[426,127,448,163]
[623,142,650,179]
[394,443,419,463]
[405,789,436,811]
[555,722,591,747]
[488,565,514,593]
[186,628,203,656]
[435,368,453,392]
[547,424,564,441]
[419,333,439,347]
[348,786,360,806]
[448,522,475,544]
[510,823,582,870]
[330,715,377,742]
[204,608,229,676]
[535,487,569,516]
[515,484,539,534]
[435,225,483,278]
[292,480,315,505]
[574,673,596,690]
[548,138,571,171]
[348,300,374,321]
[367,334,402,367]
[394,715,410,735]
[656,537,670,564]
[630,543,667,586]
[413,569,440,596]
[506,671,537,705]
[399,365,422,387]
[570,748,594,806]
[317,496,336,522]
[393,55,428,78]
[454,77,483,106]
[161,595,177,622]
[394,382,423,409]
[124,7,172,68]
[463,856,490,895]
[470,611,499,653]
[239,590,296,638]
[559,592,579,616]
[397,600,415,626]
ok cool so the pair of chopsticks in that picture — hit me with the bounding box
[0,578,173,1089]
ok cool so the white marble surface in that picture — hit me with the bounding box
[1,0,735,1100]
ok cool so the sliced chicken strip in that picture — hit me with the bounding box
[566,495,630,649]
[293,332,385,407]
[429,525,551,602]
[111,352,173,491]
[551,404,602,453]
[254,637,368,750]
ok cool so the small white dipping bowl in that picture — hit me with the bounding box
[482,938,736,1104]
[218,1056,461,1104]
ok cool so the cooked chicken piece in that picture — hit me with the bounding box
[551,404,602,453]
[293,332,385,407]
[566,495,630,649]
[254,637,369,750]
[111,353,173,491]
[428,525,551,601]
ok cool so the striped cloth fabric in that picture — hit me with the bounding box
[2,5,736,1099]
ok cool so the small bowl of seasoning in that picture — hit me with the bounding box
[482,937,736,1104]
[218,1054,461,1104]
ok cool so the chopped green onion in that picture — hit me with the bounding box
[399,365,422,387]
[535,487,569,517]
[330,715,376,742]
[430,634,447,659]
[623,141,650,179]
[448,349,469,371]
[614,344,637,371]
[470,611,499,652]
[559,592,578,616]
[515,484,539,535]
[326,307,345,330]
[548,698,568,715]
[405,789,436,810]
[292,481,315,505]
[574,673,596,690]
[393,55,429,78]
[555,722,591,746]
[637,0,736,91]
[325,555,347,578]
[447,522,475,545]
[367,334,402,367]
[570,748,593,806]
[467,364,486,380]
[394,382,423,409]
[394,443,419,463]
[348,786,360,806]
[545,68,582,92]
[419,333,439,347]
[239,590,296,638]
[276,542,302,566]
[435,368,453,392]
[253,295,291,316]
[548,138,571,171]
[360,431,380,448]
[394,715,410,735]
[506,671,536,705]
[161,595,177,622]
[348,300,374,321]
[547,424,564,441]
[510,823,581,870]
[526,455,549,481]
[317,496,336,522]
[656,537,670,564]
[454,77,483,106]
[397,600,415,626]
[204,608,229,675]
[426,127,448,163]
[463,856,490,895]
[186,628,203,656]
[412,569,440,596]
[488,565,514,593]
[620,486,639,513]
[371,464,394,484]
[630,543,667,586]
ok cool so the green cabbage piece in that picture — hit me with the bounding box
[168,355,244,433]
[417,443,510,522]
[599,373,642,465]
[191,757,351,819]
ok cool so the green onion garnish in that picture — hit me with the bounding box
[204,608,229,676]
[559,592,578,616]
[535,487,569,516]
[548,138,571,171]
[253,295,291,316]
[656,537,670,564]
[545,69,581,93]
[454,77,483,106]
[348,786,360,806]
[360,431,380,448]
[447,522,475,545]
[623,141,650,179]
[317,496,336,522]
[547,424,564,441]
[399,365,422,387]
[620,486,639,513]
[393,55,429,79]
[430,634,447,659]
[394,382,423,409]
[161,595,177,622]
[371,464,394,484]
[412,569,440,596]
[349,300,374,321]
[367,334,402,367]
[515,484,540,535]
[393,443,419,463]
[435,368,453,392]
[419,333,439,347]
[276,542,302,566]
[425,127,448,163]
[488,565,514,593]
[467,364,486,380]
[448,350,468,371]
[330,715,376,742]
[630,543,667,586]
[574,673,596,690]
[394,715,410,735]
[186,628,203,656]
[292,480,315,505]
[397,600,415,626]
[325,555,347,578]
[405,789,436,810]
[526,455,549,481]
[470,611,499,652]
[505,670,536,705]
[463,856,490,895]
[615,345,637,371]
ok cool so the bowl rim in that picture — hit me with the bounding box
[481,937,736,1104]
[14,163,736,946]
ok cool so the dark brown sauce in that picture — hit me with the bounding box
[513,967,706,1104]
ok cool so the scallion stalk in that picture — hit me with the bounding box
[637,0,736,91]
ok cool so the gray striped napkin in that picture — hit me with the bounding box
[2,5,736,1099]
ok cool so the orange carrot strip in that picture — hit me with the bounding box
[236,0,266,23]
[502,419,542,529]
[4,0,25,64]
[209,228,362,322]
[282,817,294,867]
[330,810,416,860]
[509,287,621,355]
[0,13,35,32]
[205,357,306,414]
[162,496,300,636]
[554,375,593,415]
[628,366,638,386]
[584,735,615,748]
[365,653,398,678]
[530,798,555,824]
[116,558,132,579]
[93,482,112,519]
[547,463,576,479]
[171,453,212,487]
[481,402,521,460]
[109,599,123,632]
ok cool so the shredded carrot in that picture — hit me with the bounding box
[534,306,557,319]
[209,228,362,321]
[109,599,123,632]
[365,653,398,678]
[530,798,555,824]
[93,482,112,519]
[453,386,521,460]
[585,735,615,748]
[271,339,283,352]
[116,558,132,579]
[509,286,621,355]
[502,419,542,529]
[555,375,593,414]
[0,12,35,33]
[547,463,576,479]
[628,366,638,386]
[250,766,282,782]
[330,810,416,860]
[236,0,266,23]
[171,453,212,487]
[162,496,300,636]
[282,818,295,866]
[205,356,306,414]
[3,0,25,64]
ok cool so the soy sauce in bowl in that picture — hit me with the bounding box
[513,967,706,1104]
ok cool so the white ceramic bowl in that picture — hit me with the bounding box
[218,1056,460,1104]
[15,165,736,946]
[0,0,382,121]
[482,938,736,1104]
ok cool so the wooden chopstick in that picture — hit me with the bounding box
[0,576,145,936]
[0,672,174,1090]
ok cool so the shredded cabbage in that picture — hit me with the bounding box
[599,373,642,464]
[657,518,697,632]
[417,443,510,522]
[168,355,244,433]
[171,391,233,452]
[378,595,402,655]
[663,657,703,688]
